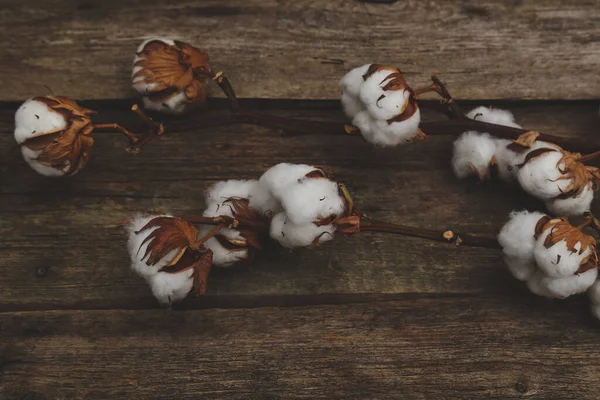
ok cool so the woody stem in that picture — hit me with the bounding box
[359,219,500,249]
[193,224,224,249]
[212,72,240,111]
[126,105,166,153]
[578,150,600,163]
[93,123,140,144]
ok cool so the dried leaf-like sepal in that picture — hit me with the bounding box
[133,40,211,112]
[534,217,598,274]
[221,198,270,251]
[135,216,201,266]
[21,96,96,175]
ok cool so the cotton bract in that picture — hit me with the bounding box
[340,64,422,146]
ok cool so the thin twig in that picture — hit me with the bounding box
[358,219,500,249]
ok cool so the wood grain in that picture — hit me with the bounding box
[1,0,599,101]
[2,296,599,399]
[1,101,599,310]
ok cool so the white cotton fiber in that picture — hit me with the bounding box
[205,180,258,207]
[466,106,521,129]
[270,212,336,248]
[545,183,594,216]
[127,214,180,278]
[199,225,249,267]
[148,269,194,304]
[517,150,569,200]
[341,92,365,120]
[498,210,546,280]
[279,177,345,225]
[452,131,499,180]
[142,91,189,115]
[14,98,68,145]
[339,64,370,99]
[527,268,597,299]
[534,228,591,278]
[257,163,318,199]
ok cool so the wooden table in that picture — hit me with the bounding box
[1,1,600,398]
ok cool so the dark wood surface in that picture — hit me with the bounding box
[2,0,600,398]
[1,0,599,100]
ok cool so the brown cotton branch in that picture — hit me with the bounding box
[358,219,500,249]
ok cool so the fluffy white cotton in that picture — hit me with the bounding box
[354,109,422,147]
[20,147,68,177]
[199,226,248,267]
[494,140,561,183]
[270,212,336,248]
[527,268,597,299]
[517,150,570,200]
[340,65,422,146]
[205,180,258,210]
[14,99,68,144]
[466,106,521,129]
[452,131,498,180]
[127,214,181,278]
[148,269,194,304]
[339,64,370,99]
[534,228,591,278]
[279,177,345,225]
[546,183,594,216]
[498,210,546,281]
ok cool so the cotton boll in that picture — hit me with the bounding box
[270,212,336,248]
[205,180,258,207]
[248,182,281,215]
[534,229,591,278]
[517,150,569,200]
[199,226,249,267]
[504,256,536,281]
[20,147,69,177]
[127,214,180,278]
[494,140,561,182]
[148,269,194,304]
[498,210,547,260]
[14,99,68,145]
[279,178,345,225]
[365,89,410,121]
[258,163,319,200]
[466,106,521,129]
[529,268,598,299]
[546,183,594,216]
[358,69,397,107]
[452,132,498,180]
[341,92,365,119]
[368,109,422,146]
[339,64,370,98]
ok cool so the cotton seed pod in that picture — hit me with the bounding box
[14,96,96,177]
[340,64,423,146]
[127,215,213,303]
[465,106,521,129]
[517,147,600,205]
[533,216,598,278]
[132,39,211,114]
[451,131,498,180]
[527,267,598,299]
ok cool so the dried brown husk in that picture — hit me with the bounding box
[219,198,270,252]
[135,216,216,295]
[519,146,600,198]
[21,96,96,175]
[534,217,598,273]
[133,40,210,111]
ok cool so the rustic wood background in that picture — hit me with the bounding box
[1,0,600,399]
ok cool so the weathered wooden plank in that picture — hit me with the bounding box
[1,296,599,399]
[1,0,599,100]
[1,102,598,309]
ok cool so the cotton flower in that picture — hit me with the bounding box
[499,211,598,299]
[517,148,599,215]
[340,64,423,146]
[132,39,211,114]
[127,214,213,303]
[14,96,95,176]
